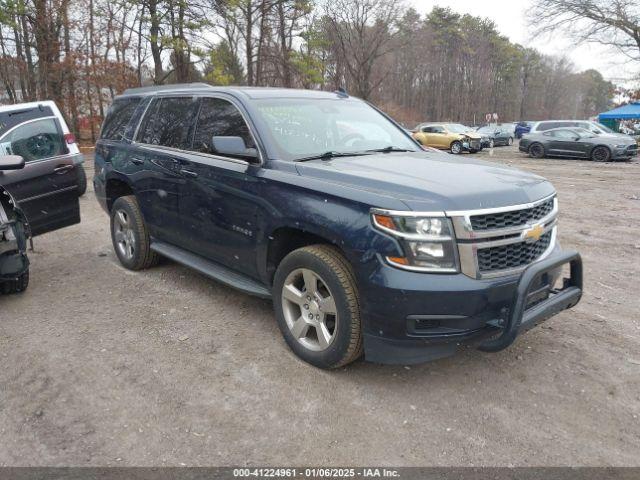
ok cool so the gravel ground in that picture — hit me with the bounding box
[0,146,639,466]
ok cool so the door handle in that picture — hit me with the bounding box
[130,156,144,165]
[54,164,74,174]
[180,169,198,178]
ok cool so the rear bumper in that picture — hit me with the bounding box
[360,249,582,365]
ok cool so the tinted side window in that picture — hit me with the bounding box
[192,98,255,155]
[0,118,67,161]
[138,97,197,149]
[552,129,575,139]
[100,97,142,140]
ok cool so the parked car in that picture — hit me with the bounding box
[0,101,87,196]
[476,125,514,147]
[413,123,483,154]
[519,127,638,162]
[94,84,582,368]
[529,120,632,140]
[515,121,533,139]
[500,122,517,135]
[0,155,30,293]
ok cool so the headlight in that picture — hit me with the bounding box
[371,210,459,272]
[615,144,628,148]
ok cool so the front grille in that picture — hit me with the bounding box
[477,231,552,273]
[626,144,638,155]
[470,198,554,230]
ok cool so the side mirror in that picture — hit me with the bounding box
[573,136,581,141]
[0,155,25,171]
[212,136,258,161]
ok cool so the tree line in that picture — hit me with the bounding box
[0,0,617,140]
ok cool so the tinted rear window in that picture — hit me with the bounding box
[0,105,55,138]
[138,97,198,149]
[100,97,142,140]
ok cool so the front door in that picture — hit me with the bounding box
[548,129,587,157]
[179,96,264,278]
[0,117,80,236]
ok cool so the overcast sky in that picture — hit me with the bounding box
[410,0,637,86]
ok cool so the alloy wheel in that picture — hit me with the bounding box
[113,209,136,260]
[530,144,544,158]
[592,146,611,162]
[281,268,338,352]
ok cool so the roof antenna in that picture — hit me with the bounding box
[335,87,349,98]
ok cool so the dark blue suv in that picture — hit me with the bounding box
[94,84,582,368]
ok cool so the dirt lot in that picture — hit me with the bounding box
[0,146,639,467]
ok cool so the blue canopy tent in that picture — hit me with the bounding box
[598,103,640,131]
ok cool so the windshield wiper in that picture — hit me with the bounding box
[365,146,414,153]
[294,151,372,162]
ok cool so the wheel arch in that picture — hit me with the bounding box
[590,144,612,156]
[105,173,135,212]
[264,226,349,285]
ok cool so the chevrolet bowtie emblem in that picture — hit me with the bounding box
[522,224,544,243]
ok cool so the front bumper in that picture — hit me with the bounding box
[359,249,582,365]
[613,145,638,159]
[462,139,482,151]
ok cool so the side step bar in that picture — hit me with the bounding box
[150,240,271,299]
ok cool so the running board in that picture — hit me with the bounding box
[150,240,271,299]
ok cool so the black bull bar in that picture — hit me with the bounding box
[479,250,583,352]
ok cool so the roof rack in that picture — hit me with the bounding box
[122,82,212,96]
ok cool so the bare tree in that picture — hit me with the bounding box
[528,0,640,61]
[324,0,404,100]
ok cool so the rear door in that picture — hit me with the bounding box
[424,125,446,148]
[0,116,80,236]
[133,96,199,246]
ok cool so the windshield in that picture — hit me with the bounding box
[477,126,495,134]
[591,122,614,134]
[446,124,470,134]
[252,98,418,161]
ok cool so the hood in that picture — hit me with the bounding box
[295,152,555,211]
[598,132,636,143]
[462,132,482,140]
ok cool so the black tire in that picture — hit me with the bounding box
[450,141,463,154]
[110,195,159,270]
[1,269,29,294]
[529,142,545,159]
[591,146,611,162]
[273,244,363,369]
[76,164,87,196]
[469,148,479,154]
